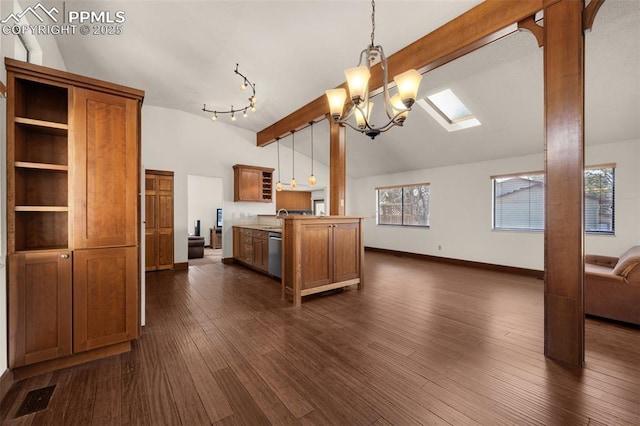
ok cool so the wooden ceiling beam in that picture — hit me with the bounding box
[256,0,559,147]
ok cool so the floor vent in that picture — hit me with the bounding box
[15,385,56,418]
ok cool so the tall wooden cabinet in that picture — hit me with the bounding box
[5,58,144,375]
[145,170,174,271]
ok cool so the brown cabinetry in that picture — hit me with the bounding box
[232,227,270,272]
[8,252,72,367]
[276,190,312,211]
[145,170,174,271]
[233,164,274,202]
[283,217,364,307]
[5,58,144,374]
[73,247,138,352]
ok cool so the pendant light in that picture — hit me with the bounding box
[276,137,283,191]
[290,131,297,189]
[308,122,316,186]
[325,0,422,139]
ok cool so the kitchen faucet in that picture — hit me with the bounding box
[276,209,289,228]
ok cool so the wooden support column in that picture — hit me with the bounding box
[543,0,585,368]
[329,118,346,216]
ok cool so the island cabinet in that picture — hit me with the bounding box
[5,58,144,377]
[282,216,364,307]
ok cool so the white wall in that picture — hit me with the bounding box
[350,139,640,271]
[187,175,223,246]
[142,105,330,261]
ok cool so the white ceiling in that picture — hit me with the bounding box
[44,0,639,178]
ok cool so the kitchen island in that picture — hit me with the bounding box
[282,216,364,307]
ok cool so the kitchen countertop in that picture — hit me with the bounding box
[233,224,282,233]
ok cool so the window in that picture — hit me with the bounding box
[584,166,615,233]
[493,173,545,231]
[492,165,615,234]
[377,183,430,227]
[416,88,481,132]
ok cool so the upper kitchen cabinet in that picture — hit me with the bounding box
[233,164,274,202]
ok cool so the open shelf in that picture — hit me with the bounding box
[14,122,68,166]
[15,168,68,207]
[14,211,68,251]
[14,78,68,124]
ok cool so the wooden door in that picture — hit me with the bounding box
[300,223,333,290]
[73,247,138,352]
[333,222,361,283]
[145,170,174,271]
[73,88,138,249]
[8,252,72,367]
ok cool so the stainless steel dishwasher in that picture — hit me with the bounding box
[268,232,282,279]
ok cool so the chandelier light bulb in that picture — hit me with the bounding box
[231,112,236,121]
[390,94,408,123]
[243,109,248,118]
[354,102,373,129]
[326,88,347,120]
[344,66,370,105]
[394,69,423,108]
[211,113,217,121]
[251,106,256,113]
[276,181,283,191]
[290,178,297,189]
[308,174,316,186]
[240,80,247,91]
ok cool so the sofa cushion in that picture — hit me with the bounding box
[612,245,640,277]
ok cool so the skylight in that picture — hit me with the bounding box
[417,88,481,132]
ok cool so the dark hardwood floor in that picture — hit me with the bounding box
[2,251,639,425]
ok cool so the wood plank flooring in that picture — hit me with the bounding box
[2,250,639,425]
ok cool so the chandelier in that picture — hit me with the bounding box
[202,64,257,121]
[325,0,422,139]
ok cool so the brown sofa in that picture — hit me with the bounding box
[188,236,205,259]
[585,245,640,326]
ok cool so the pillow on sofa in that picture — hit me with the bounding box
[612,246,640,277]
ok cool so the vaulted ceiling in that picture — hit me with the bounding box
[46,0,639,178]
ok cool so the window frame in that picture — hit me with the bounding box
[491,164,616,235]
[376,183,430,228]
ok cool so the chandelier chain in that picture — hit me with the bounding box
[370,0,376,47]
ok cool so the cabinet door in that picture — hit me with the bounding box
[8,252,72,367]
[333,222,361,283]
[300,223,333,289]
[73,247,138,352]
[253,237,269,271]
[73,88,139,249]
[237,167,262,201]
[260,238,269,271]
[233,227,241,259]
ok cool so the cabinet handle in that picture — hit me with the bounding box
[61,254,70,259]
